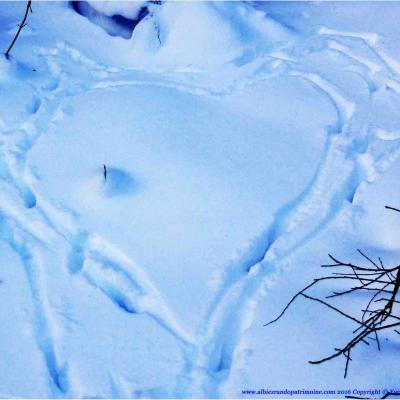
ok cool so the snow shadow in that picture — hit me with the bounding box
[101,167,138,198]
[70,1,149,39]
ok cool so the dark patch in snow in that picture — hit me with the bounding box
[27,95,41,114]
[20,185,37,208]
[69,1,149,40]
[214,345,231,373]
[95,280,137,314]
[101,167,138,198]
[113,295,137,314]
[67,232,88,274]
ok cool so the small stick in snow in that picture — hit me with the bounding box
[5,0,32,58]
[103,165,107,181]
[385,205,400,213]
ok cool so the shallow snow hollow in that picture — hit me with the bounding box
[28,74,332,333]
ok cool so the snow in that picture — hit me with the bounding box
[0,1,400,398]
[128,1,294,71]
[86,1,147,19]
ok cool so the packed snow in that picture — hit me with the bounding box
[0,1,399,398]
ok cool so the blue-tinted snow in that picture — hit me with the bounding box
[0,1,399,398]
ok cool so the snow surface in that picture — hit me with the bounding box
[0,1,400,398]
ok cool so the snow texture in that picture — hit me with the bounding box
[0,1,399,398]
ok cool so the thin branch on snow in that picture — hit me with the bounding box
[266,207,400,378]
[385,205,400,213]
[5,0,32,59]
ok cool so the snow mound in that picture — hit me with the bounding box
[129,2,294,70]
[71,0,149,39]
[72,1,294,71]
[86,1,148,19]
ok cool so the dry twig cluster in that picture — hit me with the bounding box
[266,206,400,382]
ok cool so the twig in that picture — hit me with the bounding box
[5,0,32,58]
[385,205,400,213]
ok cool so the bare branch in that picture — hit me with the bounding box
[266,250,400,378]
[5,1,32,58]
